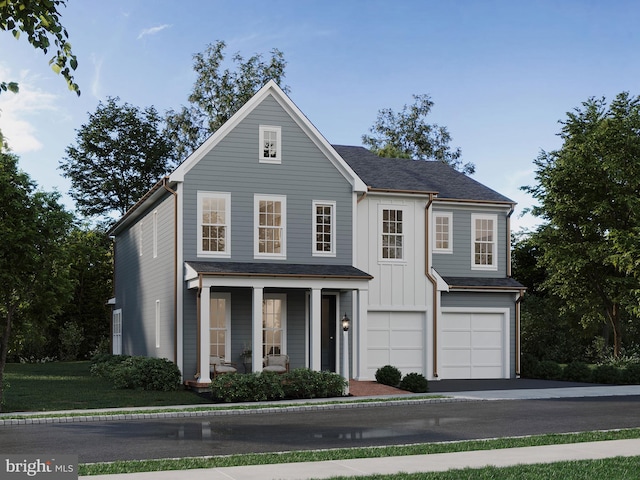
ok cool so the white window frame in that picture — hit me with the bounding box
[152,210,158,258]
[471,213,498,271]
[112,309,122,355]
[254,194,287,259]
[379,205,406,262]
[155,299,161,348]
[197,191,231,258]
[259,125,282,163]
[210,292,231,361]
[263,294,287,357]
[312,200,336,257]
[433,212,453,254]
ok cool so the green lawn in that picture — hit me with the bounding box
[2,361,210,412]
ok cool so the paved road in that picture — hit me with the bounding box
[2,396,640,463]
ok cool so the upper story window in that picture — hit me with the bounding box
[380,206,404,261]
[471,213,498,270]
[313,201,336,256]
[198,191,231,257]
[259,125,281,163]
[434,212,453,254]
[255,194,286,258]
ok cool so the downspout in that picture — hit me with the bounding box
[515,288,525,377]
[424,194,439,378]
[162,177,179,364]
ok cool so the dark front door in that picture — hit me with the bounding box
[321,295,337,372]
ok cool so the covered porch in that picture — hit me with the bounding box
[184,262,372,385]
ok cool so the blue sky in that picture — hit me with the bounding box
[1,0,639,232]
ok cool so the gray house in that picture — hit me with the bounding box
[109,81,524,386]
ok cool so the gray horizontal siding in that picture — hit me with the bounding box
[182,94,353,265]
[432,206,510,278]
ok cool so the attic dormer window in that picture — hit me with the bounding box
[259,125,281,163]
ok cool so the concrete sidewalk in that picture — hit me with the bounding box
[86,438,640,479]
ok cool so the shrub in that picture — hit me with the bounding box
[282,369,346,399]
[562,361,592,383]
[58,321,85,361]
[520,354,540,379]
[91,355,181,391]
[211,372,284,403]
[591,364,621,385]
[535,360,563,380]
[621,363,640,385]
[375,365,402,387]
[399,372,428,393]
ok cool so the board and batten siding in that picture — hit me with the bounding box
[432,205,510,278]
[355,195,429,308]
[441,291,517,377]
[113,191,176,360]
[181,94,354,265]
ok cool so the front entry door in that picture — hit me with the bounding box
[321,295,337,371]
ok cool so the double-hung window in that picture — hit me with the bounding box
[433,212,453,254]
[259,125,281,163]
[380,207,404,261]
[312,201,335,256]
[198,192,231,257]
[471,213,498,270]
[263,294,286,357]
[255,194,286,258]
[210,293,230,360]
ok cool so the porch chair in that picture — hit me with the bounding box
[210,356,237,378]
[263,354,289,374]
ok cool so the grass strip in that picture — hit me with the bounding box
[79,428,640,476]
[317,456,640,480]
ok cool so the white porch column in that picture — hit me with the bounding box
[309,288,322,371]
[251,287,264,373]
[355,288,368,380]
[199,286,211,383]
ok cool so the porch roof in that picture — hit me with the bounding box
[441,276,525,291]
[185,261,373,281]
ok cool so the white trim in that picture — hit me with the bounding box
[259,125,281,163]
[152,210,158,258]
[155,300,161,348]
[471,213,498,271]
[210,292,232,362]
[138,221,144,257]
[197,191,231,258]
[378,204,406,263]
[175,182,184,375]
[263,293,287,357]
[112,309,122,355]
[433,211,453,254]
[254,194,287,259]
[169,81,367,192]
[312,200,336,257]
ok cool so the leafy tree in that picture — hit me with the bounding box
[165,40,288,161]
[362,94,474,174]
[523,92,640,357]
[60,96,174,219]
[0,152,74,409]
[0,0,80,95]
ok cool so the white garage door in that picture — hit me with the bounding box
[440,311,506,379]
[367,311,425,378]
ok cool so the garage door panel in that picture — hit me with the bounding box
[441,311,506,379]
[367,312,425,377]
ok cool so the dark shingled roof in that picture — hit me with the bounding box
[333,145,514,203]
[186,261,373,279]
[442,276,525,290]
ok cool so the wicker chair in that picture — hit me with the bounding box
[210,356,237,378]
[263,354,289,374]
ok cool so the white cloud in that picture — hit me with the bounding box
[90,54,104,99]
[137,24,171,40]
[0,66,58,153]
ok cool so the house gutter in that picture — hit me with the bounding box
[515,288,526,377]
[162,178,179,364]
[196,273,203,380]
[506,203,516,277]
[424,194,439,378]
